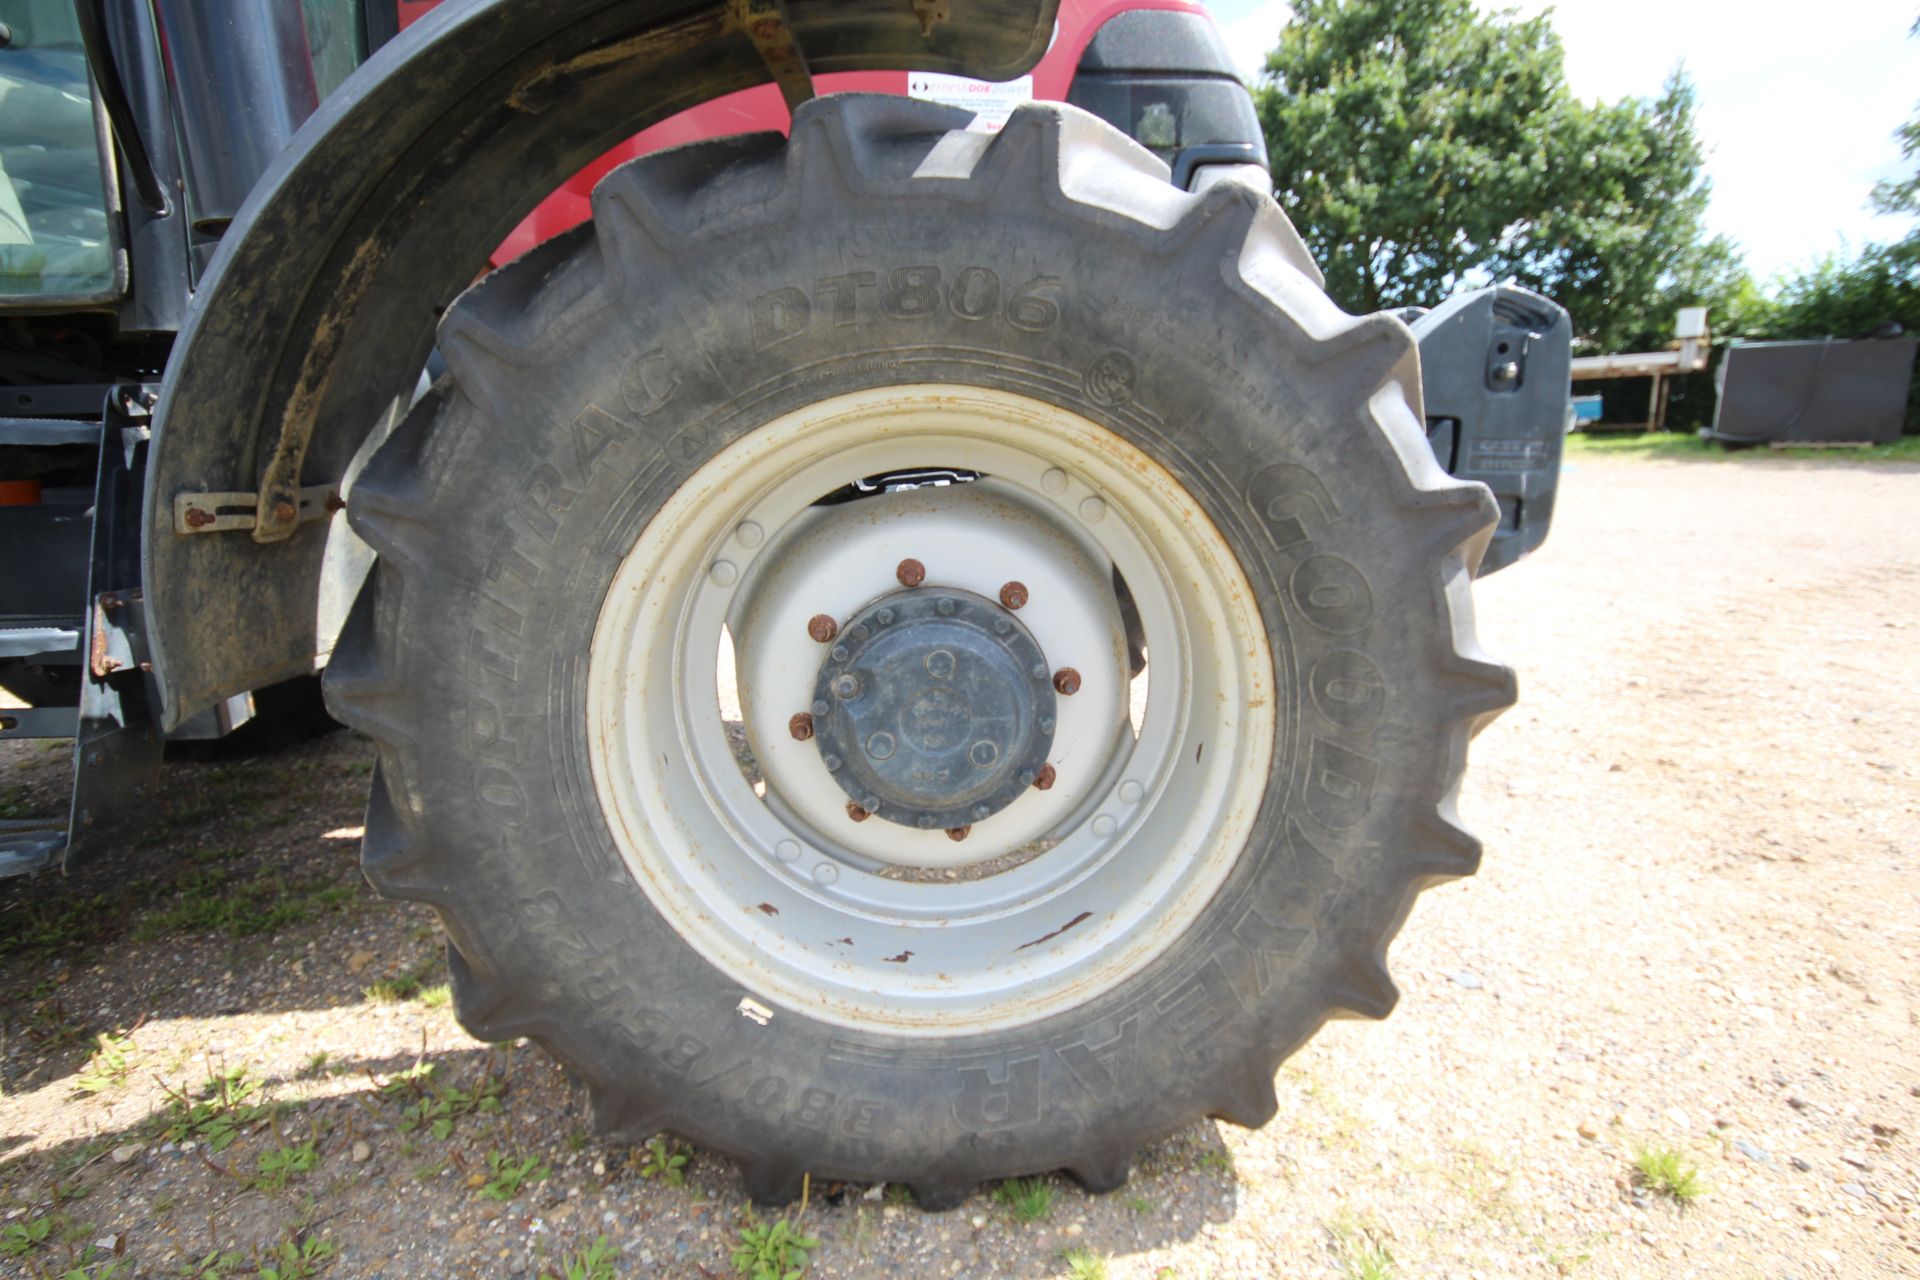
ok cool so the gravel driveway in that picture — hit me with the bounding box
[3,448,1916,1278]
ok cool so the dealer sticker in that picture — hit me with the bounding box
[906,73,1035,132]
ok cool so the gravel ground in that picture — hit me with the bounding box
[2,448,1916,1279]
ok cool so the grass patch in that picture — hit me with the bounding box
[1330,1212,1395,1280]
[1631,1144,1706,1202]
[134,869,356,940]
[257,1235,337,1279]
[1060,1249,1109,1280]
[1566,430,1920,464]
[995,1176,1056,1223]
[387,1062,504,1140]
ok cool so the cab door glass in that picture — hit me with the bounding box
[0,0,118,302]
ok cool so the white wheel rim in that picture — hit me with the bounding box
[586,385,1273,1034]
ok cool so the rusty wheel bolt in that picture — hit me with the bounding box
[846,802,870,823]
[1052,667,1081,696]
[806,613,838,643]
[272,500,298,525]
[1034,764,1057,791]
[896,557,926,588]
[946,825,971,842]
[184,507,215,529]
[999,581,1029,610]
[788,712,814,742]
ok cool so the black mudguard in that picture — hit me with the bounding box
[1410,286,1571,575]
[142,0,1058,729]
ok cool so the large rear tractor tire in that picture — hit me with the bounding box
[325,95,1514,1208]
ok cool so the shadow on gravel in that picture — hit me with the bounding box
[2,730,1240,1275]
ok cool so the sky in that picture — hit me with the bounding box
[1207,0,1920,283]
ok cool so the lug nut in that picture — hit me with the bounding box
[1034,764,1057,791]
[946,825,971,842]
[846,802,870,823]
[1052,667,1081,696]
[807,614,838,643]
[896,557,926,588]
[999,581,1029,610]
[272,499,298,525]
[788,712,814,742]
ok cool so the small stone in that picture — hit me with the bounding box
[1451,970,1484,990]
[970,1215,986,1228]
[92,1234,120,1252]
[347,950,376,974]
[1577,1120,1599,1140]
[592,1159,606,1177]
[1664,1106,1690,1132]
[863,1183,885,1201]
[1734,1139,1771,1163]
[1791,1157,1813,1172]
[109,1143,142,1165]
[1065,1223,1084,1237]
[351,1140,372,1163]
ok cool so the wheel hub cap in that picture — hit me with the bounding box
[811,588,1057,830]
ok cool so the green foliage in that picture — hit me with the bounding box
[1253,0,1735,354]
[542,1236,618,1280]
[1,1214,54,1257]
[1632,1145,1705,1202]
[134,868,354,939]
[995,1176,1056,1223]
[479,1151,550,1201]
[730,1215,820,1280]
[391,1066,503,1140]
[1872,16,1920,219]
[257,1236,337,1280]
[159,1069,271,1151]
[639,1136,689,1186]
[74,1030,139,1095]
[253,1139,320,1190]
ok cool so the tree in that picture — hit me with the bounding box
[1869,16,1920,223]
[1252,0,1733,352]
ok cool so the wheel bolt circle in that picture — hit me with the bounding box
[896,558,926,588]
[1053,667,1081,696]
[832,673,862,700]
[807,614,838,643]
[788,712,814,742]
[1034,764,1057,791]
[999,581,1029,610]
[946,825,971,842]
[846,802,870,823]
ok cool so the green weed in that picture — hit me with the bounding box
[157,1068,272,1151]
[177,1248,244,1278]
[730,1214,819,1280]
[995,1176,1055,1223]
[418,983,452,1009]
[1060,1249,1109,1280]
[0,1215,53,1257]
[542,1235,617,1280]
[134,870,354,939]
[639,1136,689,1186]
[74,1030,139,1095]
[394,1071,503,1140]
[479,1152,549,1201]
[253,1139,320,1190]
[1632,1145,1705,1202]
[1330,1212,1394,1280]
[257,1236,337,1280]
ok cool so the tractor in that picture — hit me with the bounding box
[0,0,1570,1205]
